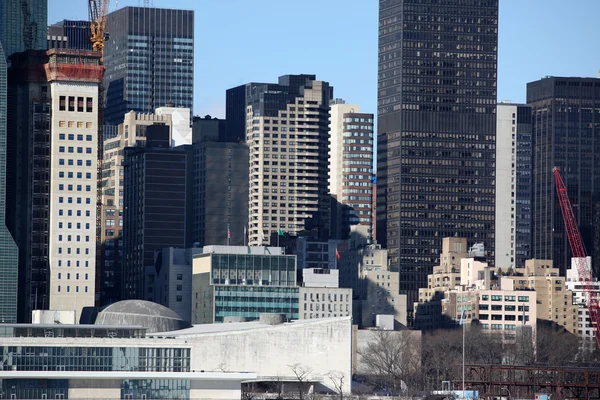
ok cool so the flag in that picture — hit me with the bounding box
[459,309,466,326]
[336,248,341,261]
[261,230,266,241]
[278,228,285,237]
[227,225,231,240]
[244,226,248,238]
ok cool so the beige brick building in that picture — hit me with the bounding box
[246,76,332,245]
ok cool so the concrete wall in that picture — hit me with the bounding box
[188,317,352,393]
[298,287,352,320]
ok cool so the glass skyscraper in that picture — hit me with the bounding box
[0,0,47,59]
[104,6,194,125]
[0,41,18,322]
[528,77,600,277]
[377,0,498,311]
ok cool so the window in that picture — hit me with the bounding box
[77,97,84,112]
[86,97,93,112]
[176,295,183,302]
[518,296,530,302]
[59,134,65,140]
[177,274,183,280]
[59,96,66,111]
[68,96,75,112]
[86,135,92,141]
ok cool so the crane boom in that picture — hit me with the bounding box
[554,167,600,349]
[88,0,110,54]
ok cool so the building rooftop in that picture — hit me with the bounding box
[95,300,191,333]
[149,316,352,338]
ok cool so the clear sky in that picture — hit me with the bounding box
[48,0,600,118]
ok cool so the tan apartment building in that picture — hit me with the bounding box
[329,99,374,241]
[246,76,332,245]
[414,238,469,330]
[361,266,408,328]
[501,259,578,335]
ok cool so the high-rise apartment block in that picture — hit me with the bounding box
[0,0,47,58]
[528,77,600,276]
[495,102,532,269]
[47,20,92,50]
[377,0,498,307]
[329,100,374,241]
[104,7,194,125]
[7,49,103,321]
[228,75,332,245]
[122,128,187,300]
[99,110,173,306]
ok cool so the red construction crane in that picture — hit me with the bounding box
[554,167,600,349]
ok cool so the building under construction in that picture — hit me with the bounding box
[6,49,104,322]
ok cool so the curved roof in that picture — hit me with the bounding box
[96,300,190,333]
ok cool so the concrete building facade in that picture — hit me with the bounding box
[496,102,533,269]
[155,106,193,146]
[501,259,578,335]
[145,247,202,323]
[238,75,332,245]
[299,268,352,320]
[329,100,374,240]
[566,258,600,345]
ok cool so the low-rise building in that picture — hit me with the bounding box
[145,247,202,323]
[299,268,352,320]
[566,257,600,347]
[191,246,297,323]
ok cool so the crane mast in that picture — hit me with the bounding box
[554,167,600,349]
[88,0,110,55]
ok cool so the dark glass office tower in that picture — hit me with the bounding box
[528,77,600,276]
[377,0,498,310]
[0,0,47,58]
[104,7,194,125]
[0,42,18,322]
[47,20,92,50]
[122,127,187,300]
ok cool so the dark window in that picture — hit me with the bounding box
[59,96,66,111]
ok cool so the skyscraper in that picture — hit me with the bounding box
[47,20,93,50]
[122,127,187,300]
[329,99,374,241]
[0,41,18,322]
[377,0,498,308]
[7,49,103,321]
[99,111,173,306]
[528,77,600,276]
[228,75,333,245]
[186,117,249,248]
[495,102,532,269]
[104,6,194,125]
[0,0,47,58]
[0,0,46,324]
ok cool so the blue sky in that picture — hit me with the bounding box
[49,0,600,118]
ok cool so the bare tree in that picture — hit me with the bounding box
[357,329,422,395]
[241,382,259,400]
[289,363,313,400]
[327,370,346,400]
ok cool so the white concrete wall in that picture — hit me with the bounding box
[68,379,121,399]
[190,380,242,400]
[188,317,353,393]
[496,104,517,269]
[155,106,193,146]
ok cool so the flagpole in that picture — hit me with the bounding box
[462,314,465,398]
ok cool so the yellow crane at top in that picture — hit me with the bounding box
[88,0,110,56]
